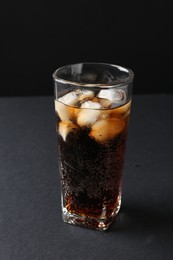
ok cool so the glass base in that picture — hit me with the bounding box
[62,194,121,231]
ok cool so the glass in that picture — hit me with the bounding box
[53,63,134,231]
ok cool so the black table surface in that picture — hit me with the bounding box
[0,95,173,260]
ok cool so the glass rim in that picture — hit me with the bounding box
[52,62,134,88]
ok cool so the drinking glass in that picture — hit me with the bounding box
[53,63,134,230]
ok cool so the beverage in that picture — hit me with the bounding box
[55,88,131,230]
[53,62,134,230]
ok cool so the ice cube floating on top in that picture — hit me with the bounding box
[58,90,94,106]
[77,101,102,127]
[56,88,126,108]
[55,88,130,143]
[97,89,126,105]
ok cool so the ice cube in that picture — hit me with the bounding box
[89,118,125,143]
[110,100,131,118]
[98,98,112,109]
[55,97,81,121]
[78,90,94,102]
[59,121,78,141]
[55,91,79,120]
[97,89,126,105]
[77,101,101,127]
[55,100,70,121]
[116,100,131,114]
[58,91,79,106]
[81,101,101,109]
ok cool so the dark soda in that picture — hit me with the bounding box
[55,90,131,230]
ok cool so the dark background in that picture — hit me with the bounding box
[1,0,173,96]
